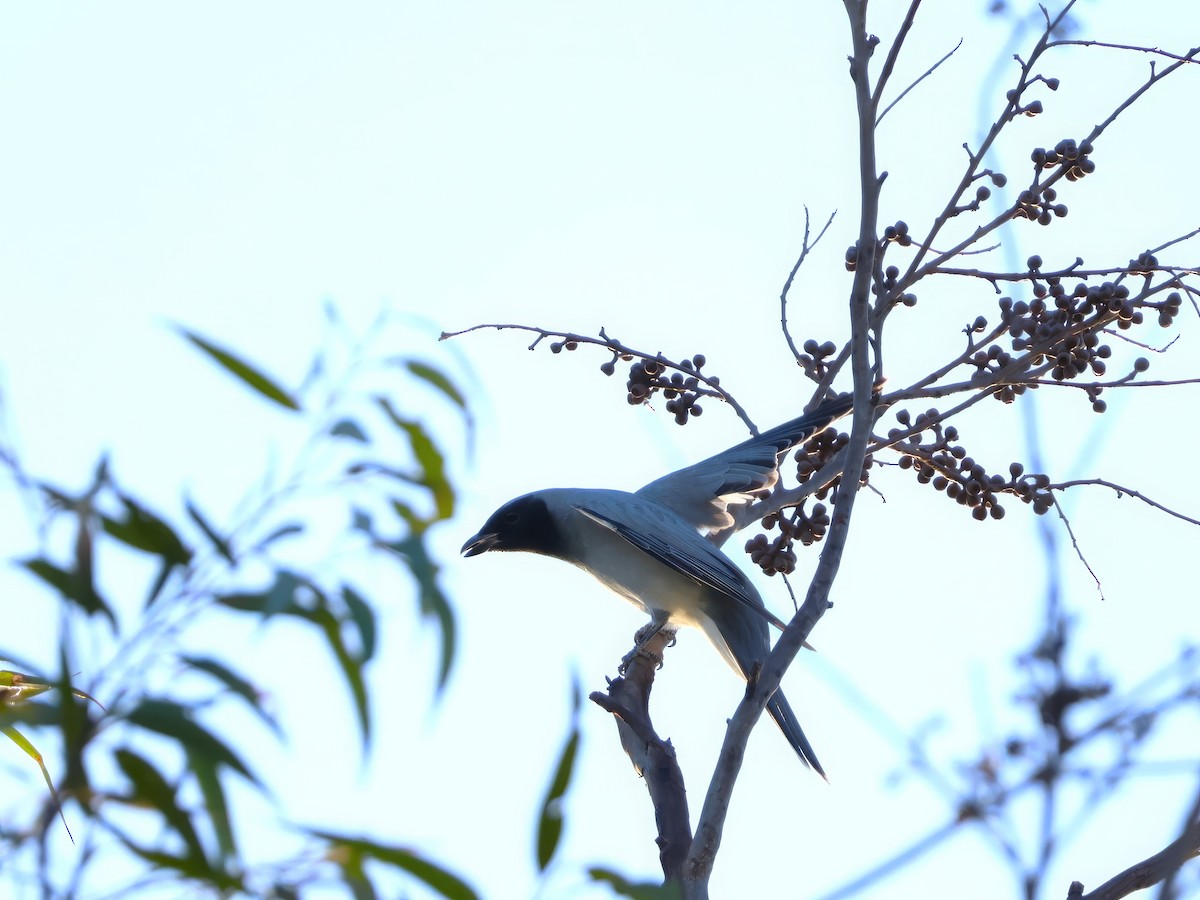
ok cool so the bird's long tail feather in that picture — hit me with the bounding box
[767,690,827,781]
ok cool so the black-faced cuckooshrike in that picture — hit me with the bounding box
[461,395,854,777]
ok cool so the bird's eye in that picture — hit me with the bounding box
[503,511,520,525]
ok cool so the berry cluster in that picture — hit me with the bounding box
[794,425,852,494]
[846,220,914,273]
[741,418,878,573]
[619,355,712,425]
[967,255,1183,410]
[1013,184,1068,225]
[1034,138,1095,182]
[891,409,1054,520]
[877,266,918,307]
[796,339,840,381]
[745,503,832,576]
[883,220,913,247]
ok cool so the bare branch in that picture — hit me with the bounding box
[589,625,692,883]
[871,0,924,111]
[441,322,759,433]
[1073,803,1200,898]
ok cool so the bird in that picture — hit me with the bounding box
[460,394,855,777]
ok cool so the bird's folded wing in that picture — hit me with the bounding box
[635,395,854,531]
[574,504,787,630]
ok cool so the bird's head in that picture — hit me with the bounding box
[460,492,567,559]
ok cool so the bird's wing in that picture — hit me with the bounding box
[635,395,853,531]
[574,503,787,631]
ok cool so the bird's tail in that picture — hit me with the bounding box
[768,690,827,781]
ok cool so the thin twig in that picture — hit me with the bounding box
[877,37,963,125]
[780,206,838,364]
[1052,478,1200,527]
[1050,495,1105,600]
[1046,40,1200,64]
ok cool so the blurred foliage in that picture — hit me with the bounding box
[0,309,480,898]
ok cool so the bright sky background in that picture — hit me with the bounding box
[2,2,1199,898]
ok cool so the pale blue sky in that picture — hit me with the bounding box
[2,2,1199,898]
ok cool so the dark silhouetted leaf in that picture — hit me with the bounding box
[187,746,236,863]
[263,570,303,617]
[179,327,300,411]
[330,419,370,442]
[311,831,480,900]
[254,522,305,551]
[115,748,207,864]
[126,699,259,788]
[20,557,115,627]
[308,603,370,744]
[186,499,236,565]
[387,535,455,692]
[216,590,267,613]
[536,725,580,871]
[588,869,682,900]
[181,655,280,736]
[351,507,374,535]
[341,586,377,662]
[101,495,192,567]
[112,829,242,892]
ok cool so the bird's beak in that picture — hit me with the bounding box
[461,530,500,557]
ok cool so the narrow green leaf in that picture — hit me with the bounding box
[403,361,468,410]
[100,495,192,567]
[20,557,115,627]
[254,522,305,551]
[126,699,260,788]
[179,327,300,411]
[263,570,303,617]
[310,831,480,900]
[588,869,682,900]
[187,747,237,863]
[309,604,371,745]
[181,655,281,736]
[330,419,370,443]
[389,498,427,533]
[215,590,268,613]
[115,748,207,864]
[186,499,236,565]
[341,586,377,662]
[3,722,73,843]
[387,535,455,692]
[536,727,580,871]
[375,397,455,520]
[351,507,374,535]
[112,828,242,891]
[56,650,95,798]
